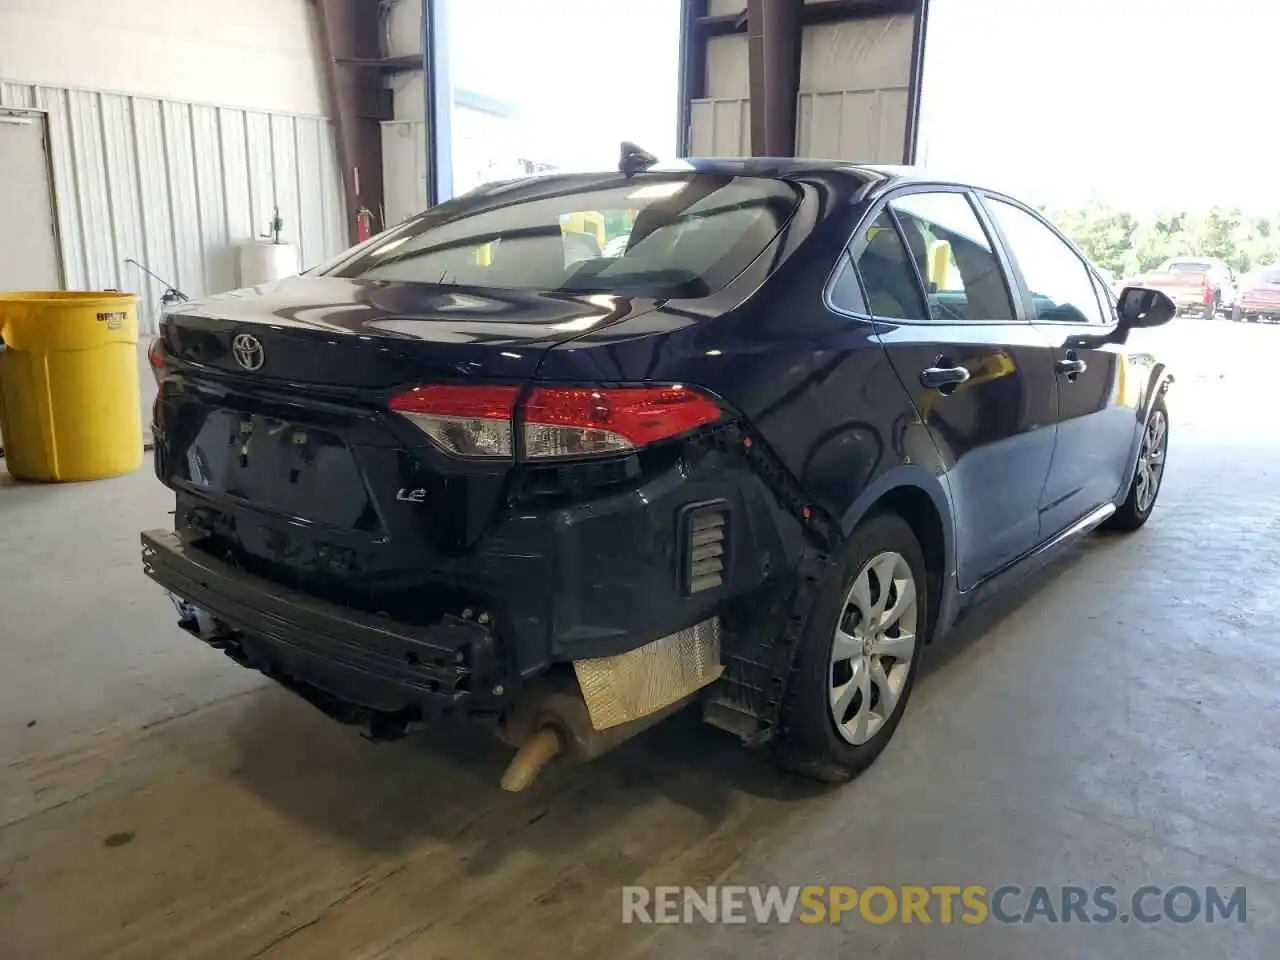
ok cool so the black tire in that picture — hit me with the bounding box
[1105,396,1169,533]
[770,512,928,783]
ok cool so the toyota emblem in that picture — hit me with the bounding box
[231,333,265,371]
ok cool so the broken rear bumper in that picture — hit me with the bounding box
[141,530,499,732]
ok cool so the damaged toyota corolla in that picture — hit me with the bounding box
[141,151,1176,789]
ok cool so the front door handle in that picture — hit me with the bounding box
[919,365,971,391]
[1055,352,1087,379]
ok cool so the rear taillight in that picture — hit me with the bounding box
[147,338,167,383]
[388,384,519,458]
[522,386,722,459]
[387,383,723,460]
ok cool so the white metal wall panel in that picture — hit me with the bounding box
[101,94,146,295]
[294,118,327,270]
[692,13,914,163]
[381,121,427,228]
[795,16,912,163]
[218,108,255,250]
[688,99,751,157]
[0,78,347,331]
[270,115,303,266]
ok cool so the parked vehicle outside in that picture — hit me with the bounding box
[1125,257,1236,318]
[1231,265,1280,322]
[140,159,1176,786]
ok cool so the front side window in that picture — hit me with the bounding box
[987,199,1108,326]
[312,174,800,298]
[886,192,1016,323]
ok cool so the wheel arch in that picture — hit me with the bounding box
[838,466,955,643]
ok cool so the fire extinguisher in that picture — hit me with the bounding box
[356,206,374,243]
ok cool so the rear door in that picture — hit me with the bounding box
[842,186,1059,588]
[981,195,1137,536]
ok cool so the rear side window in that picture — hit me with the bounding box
[888,192,1016,323]
[849,211,930,320]
[315,174,800,298]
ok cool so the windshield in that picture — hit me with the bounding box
[314,174,801,298]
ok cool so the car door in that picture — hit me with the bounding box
[981,195,1137,538]
[840,187,1059,589]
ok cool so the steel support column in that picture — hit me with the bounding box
[315,0,390,243]
[423,0,455,206]
[677,0,709,157]
[747,0,802,157]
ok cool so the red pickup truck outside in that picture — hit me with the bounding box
[1233,265,1280,322]
[1125,257,1237,319]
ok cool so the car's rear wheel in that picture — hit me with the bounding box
[771,512,927,782]
[1105,397,1169,532]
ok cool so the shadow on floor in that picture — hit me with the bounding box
[210,537,1098,872]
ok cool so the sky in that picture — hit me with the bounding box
[445,0,1277,214]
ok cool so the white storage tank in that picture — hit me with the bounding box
[238,241,302,288]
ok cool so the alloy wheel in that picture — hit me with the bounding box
[829,551,919,746]
[1134,408,1168,514]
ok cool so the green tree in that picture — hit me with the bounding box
[1051,202,1138,278]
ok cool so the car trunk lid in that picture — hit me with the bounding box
[160,274,638,388]
[153,276,652,583]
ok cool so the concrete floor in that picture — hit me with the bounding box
[1,321,1277,958]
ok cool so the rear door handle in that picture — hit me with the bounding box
[919,365,971,390]
[1055,353,1087,378]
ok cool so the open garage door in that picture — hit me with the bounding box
[680,1,927,163]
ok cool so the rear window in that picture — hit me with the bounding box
[1166,261,1210,275]
[1249,267,1280,284]
[315,174,800,298]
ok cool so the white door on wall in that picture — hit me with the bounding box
[0,112,61,291]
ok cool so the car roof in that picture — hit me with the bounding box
[657,157,983,187]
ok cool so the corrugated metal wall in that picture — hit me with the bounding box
[690,14,914,164]
[0,80,348,332]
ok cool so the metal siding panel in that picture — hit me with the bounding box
[192,105,234,295]
[710,99,749,156]
[131,98,178,315]
[244,112,275,243]
[319,122,347,256]
[380,121,422,228]
[3,79,345,297]
[162,101,204,298]
[1,82,36,109]
[36,86,86,290]
[100,95,147,313]
[68,90,117,290]
[218,108,254,260]
[689,101,716,157]
[876,88,909,163]
[270,114,302,256]
[294,118,326,269]
[706,35,750,99]
[837,91,878,161]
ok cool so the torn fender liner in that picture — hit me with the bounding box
[573,618,723,730]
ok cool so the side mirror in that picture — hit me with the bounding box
[1117,286,1175,330]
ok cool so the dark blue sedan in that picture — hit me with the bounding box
[142,157,1175,786]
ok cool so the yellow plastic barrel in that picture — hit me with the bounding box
[0,291,143,482]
